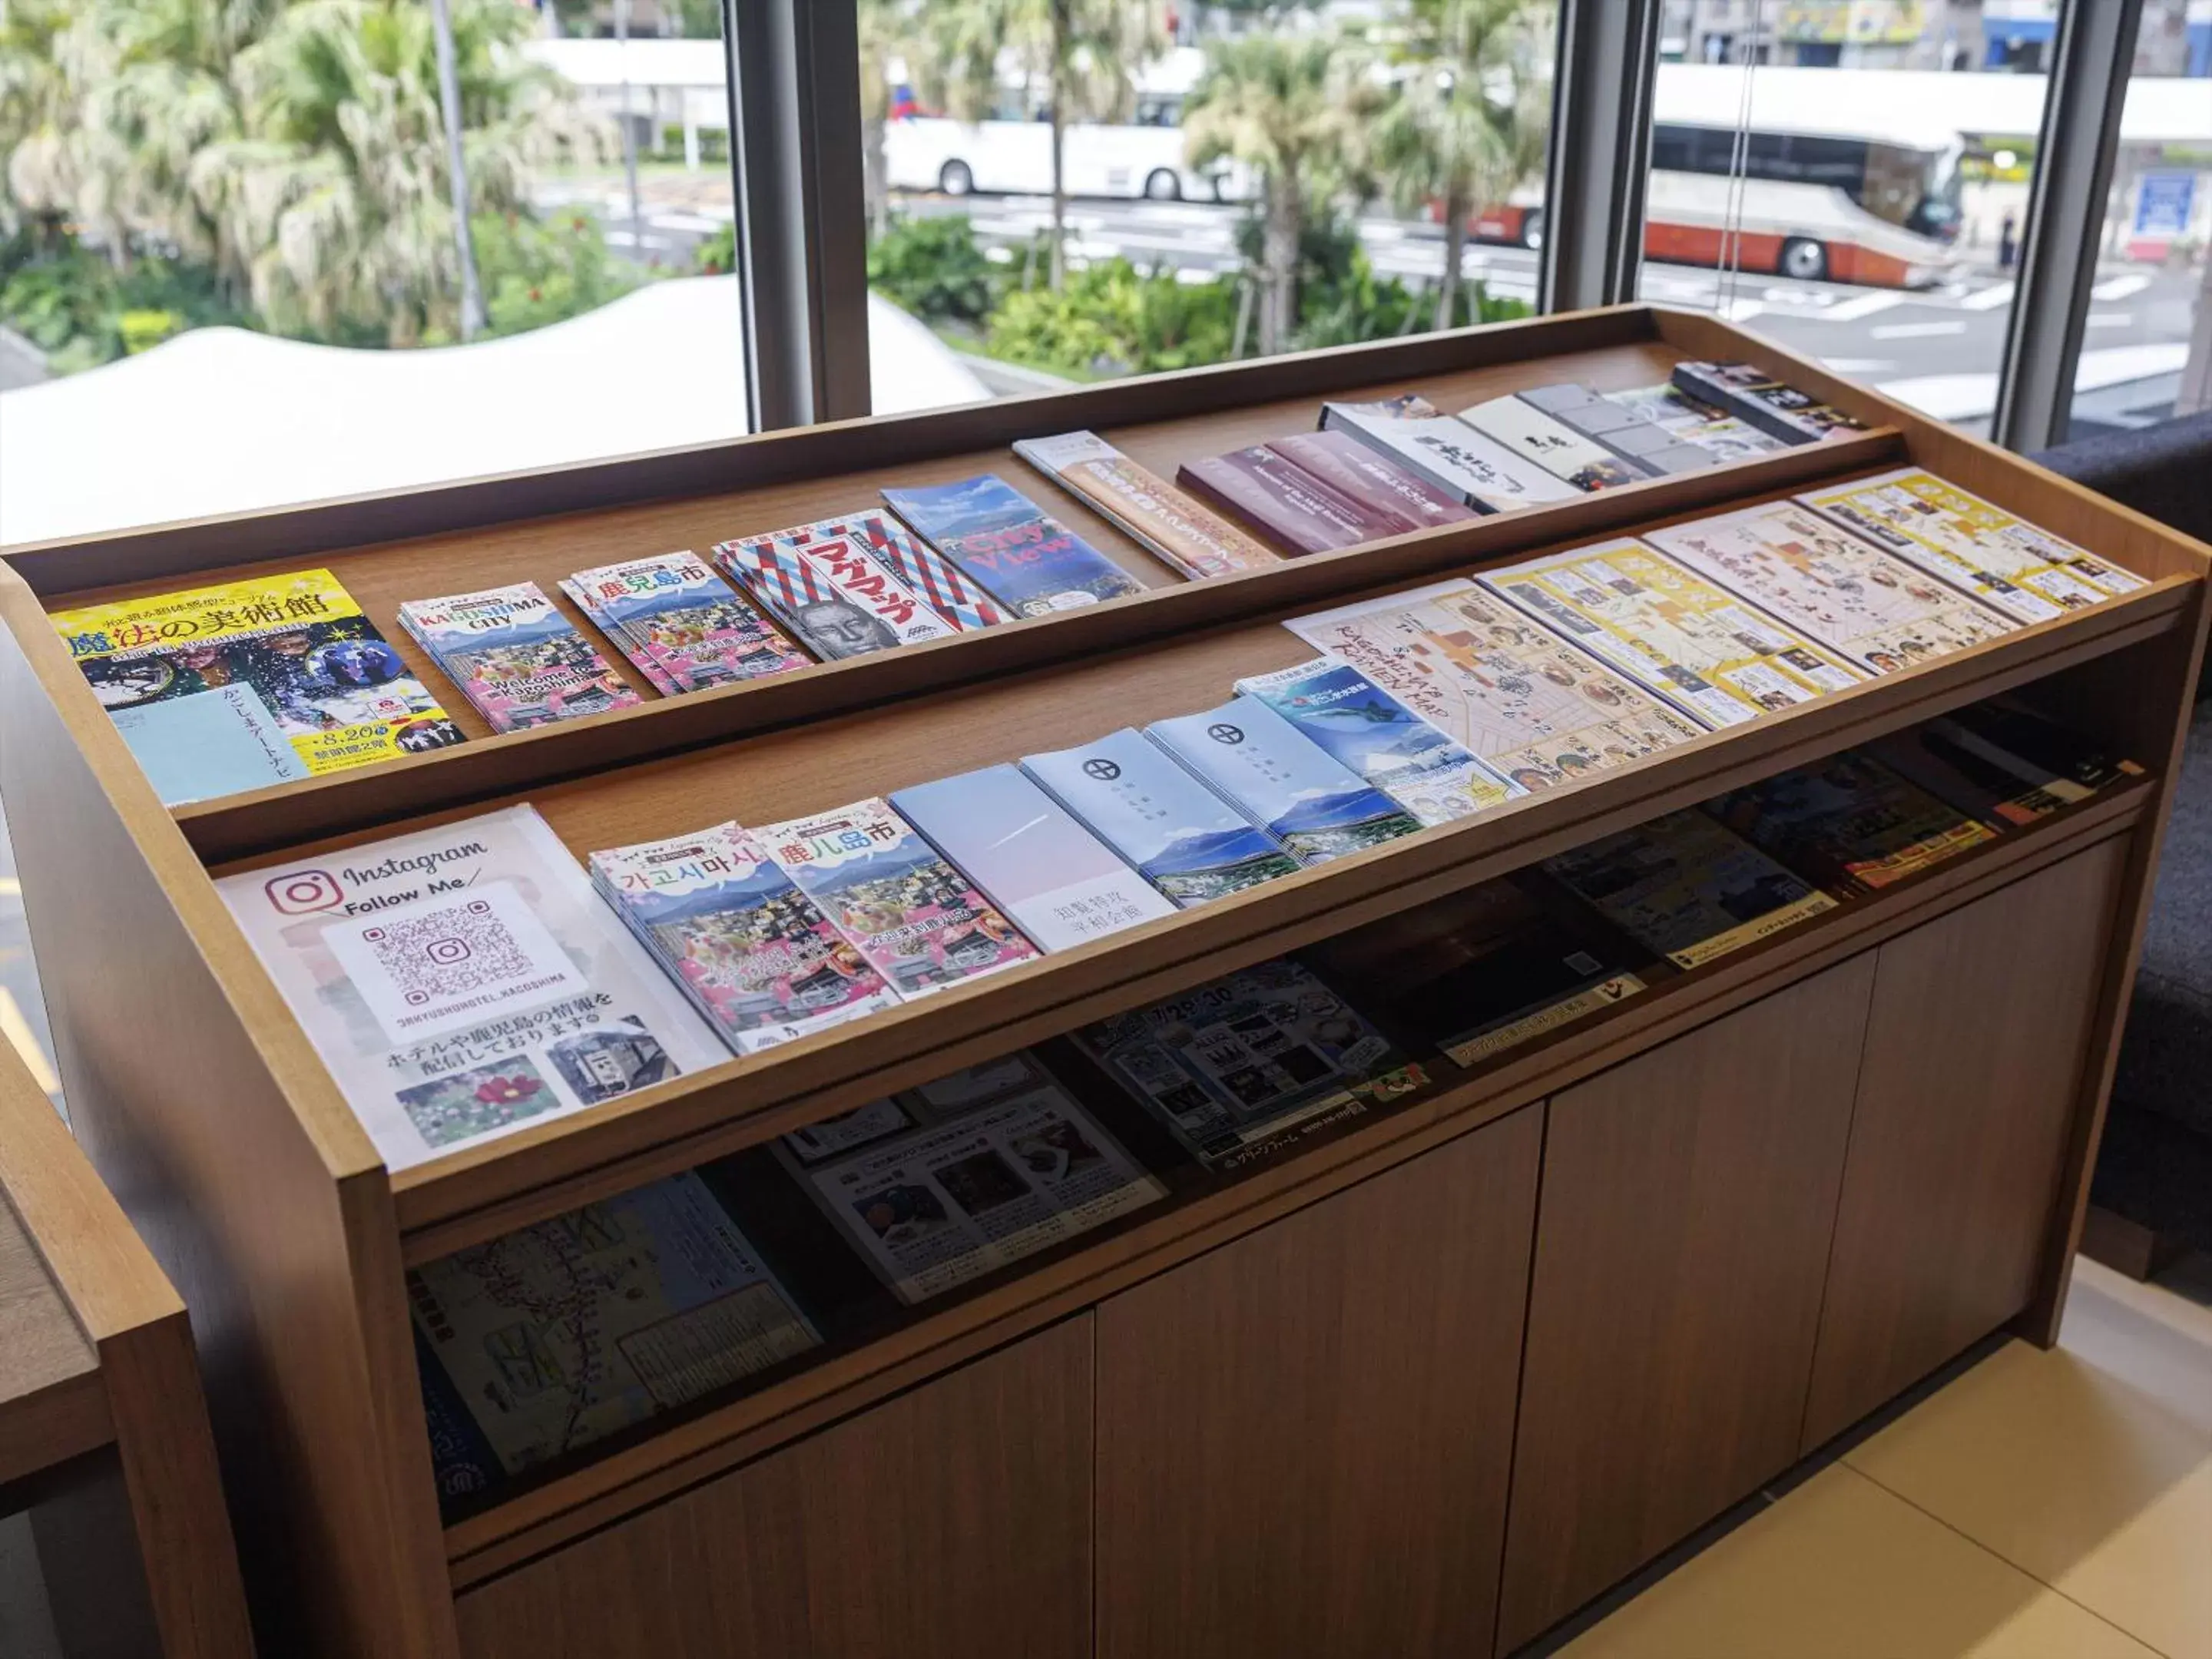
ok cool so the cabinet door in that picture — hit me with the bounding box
[1095,1108,1542,1659]
[454,1317,1093,1659]
[1801,839,2125,1451]
[1498,958,1875,1654]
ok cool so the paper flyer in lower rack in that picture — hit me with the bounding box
[217,804,726,1170]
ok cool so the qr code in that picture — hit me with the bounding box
[356,899,535,1008]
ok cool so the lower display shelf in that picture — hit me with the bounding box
[439,766,2152,1581]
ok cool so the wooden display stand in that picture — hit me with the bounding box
[0,1025,255,1657]
[1,305,2204,1659]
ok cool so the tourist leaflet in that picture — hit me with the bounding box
[589,822,900,1055]
[1285,578,1705,792]
[754,797,1041,998]
[1456,393,1647,489]
[215,804,725,1171]
[1542,809,1839,969]
[1670,361,1869,444]
[409,1171,820,1486]
[772,509,1011,633]
[711,526,952,661]
[1073,959,1426,1170]
[882,474,1143,615]
[1515,382,1718,476]
[1797,467,2145,625]
[1319,392,1579,512]
[1265,432,1480,533]
[51,569,462,805]
[1705,752,1999,895]
[1146,696,1424,866]
[1014,431,1281,579]
[1603,382,1786,462]
[1479,538,1866,730]
[777,1053,1164,1305]
[565,552,812,692]
[890,764,1177,952]
[1643,500,2018,674]
[1233,656,1525,827]
[398,581,643,731]
[1178,444,1397,555]
[1021,727,1303,907]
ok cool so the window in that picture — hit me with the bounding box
[2061,3,2212,442]
[855,0,1560,404]
[0,0,747,545]
[1638,8,2052,436]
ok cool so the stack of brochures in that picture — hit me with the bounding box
[561,551,812,693]
[883,474,1144,615]
[398,581,643,731]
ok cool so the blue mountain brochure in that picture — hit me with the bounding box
[1145,697,1423,866]
[1021,728,1302,908]
[882,475,1143,617]
[891,764,1176,952]
[1234,657,1525,828]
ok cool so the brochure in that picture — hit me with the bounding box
[1543,809,1839,969]
[1146,696,1423,865]
[1456,393,1648,489]
[882,474,1144,615]
[561,580,680,696]
[52,568,463,805]
[1318,392,1579,512]
[711,527,948,661]
[1020,727,1302,907]
[770,509,1011,633]
[1014,430,1281,579]
[215,804,727,1170]
[1644,500,2017,673]
[590,821,901,1055]
[1479,537,1866,729]
[1797,467,2145,625]
[409,1171,819,1480]
[1603,382,1786,462]
[890,763,1177,952]
[565,552,813,691]
[1177,445,1396,555]
[1266,432,1480,532]
[1670,361,1869,444]
[1233,655,1525,826]
[1515,382,1718,475]
[1285,578,1705,791]
[754,797,1041,998]
[397,582,642,731]
[1072,959,1426,1170]
[1705,751,1998,894]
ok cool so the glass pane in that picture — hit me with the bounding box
[0,0,746,545]
[1644,2,2056,436]
[858,0,1558,402]
[2062,2,2211,441]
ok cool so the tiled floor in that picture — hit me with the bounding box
[1555,1255,2212,1659]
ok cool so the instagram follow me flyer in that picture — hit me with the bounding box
[217,804,724,1170]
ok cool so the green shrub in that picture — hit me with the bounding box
[119,309,184,353]
[0,237,247,372]
[474,209,644,339]
[987,257,1239,378]
[869,214,1001,324]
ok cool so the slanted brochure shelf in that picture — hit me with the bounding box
[2,305,2205,1659]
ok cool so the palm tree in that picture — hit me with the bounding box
[858,0,924,239]
[1183,29,1366,355]
[1370,0,1548,330]
[0,0,80,247]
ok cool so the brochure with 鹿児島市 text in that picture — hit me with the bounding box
[565,552,813,691]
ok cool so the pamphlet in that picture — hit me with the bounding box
[1515,382,1718,475]
[1015,431,1281,579]
[712,524,954,661]
[565,552,813,692]
[767,509,1010,633]
[1457,393,1647,489]
[216,804,727,1170]
[1603,382,1786,462]
[1706,751,1999,894]
[398,582,642,731]
[52,568,463,805]
[882,474,1144,615]
[1177,445,1396,555]
[1265,431,1480,532]
[1318,392,1579,512]
[1670,361,1869,444]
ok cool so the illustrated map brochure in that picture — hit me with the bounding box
[410,1171,820,1488]
[711,528,942,661]
[1643,500,2017,674]
[1479,538,1866,730]
[1669,360,1869,444]
[52,568,463,806]
[1177,444,1397,555]
[565,552,812,692]
[216,804,727,1171]
[1798,467,2146,625]
[1285,578,1706,792]
[777,509,1011,633]
[1014,431,1281,579]
[1515,382,1719,475]
[590,821,901,1055]
[890,764,1177,952]
[1705,751,1998,895]
[754,797,1041,998]
[1073,959,1427,1171]
[780,1058,1164,1306]
[1603,382,1786,462]
[882,474,1144,615]
[1146,696,1423,865]
[398,582,644,731]
[1456,393,1648,489]
[1319,392,1581,512]
[1542,809,1839,969]
[1265,432,1481,533]
[1234,655,1523,826]
[1020,727,1303,906]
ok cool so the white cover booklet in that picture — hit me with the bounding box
[218,803,725,1170]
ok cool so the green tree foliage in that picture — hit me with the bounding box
[988,255,1235,376]
[868,213,1002,323]
[0,227,250,371]
[474,207,640,339]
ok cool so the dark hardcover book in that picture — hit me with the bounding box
[1177,446,1397,555]
[1864,724,2085,830]
[1704,750,1998,896]
[1267,431,1479,535]
[1938,701,2145,797]
[1671,361,1869,445]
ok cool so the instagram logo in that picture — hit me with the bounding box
[267,869,344,914]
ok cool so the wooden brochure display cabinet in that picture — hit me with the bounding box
[0,305,2203,1658]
